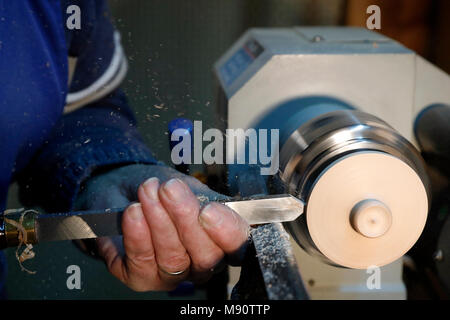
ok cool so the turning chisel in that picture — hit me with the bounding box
[0,194,304,249]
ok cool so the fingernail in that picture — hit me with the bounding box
[143,177,160,200]
[199,203,223,227]
[128,203,143,221]
[162,178,188,201]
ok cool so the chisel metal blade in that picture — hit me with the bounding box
[223,194,304,225]
[32,194,304,243]
[35,208,123,243]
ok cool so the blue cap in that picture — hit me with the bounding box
[168,118,194,152]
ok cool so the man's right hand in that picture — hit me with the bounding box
[74,164,250,292]
[97,177,249,291]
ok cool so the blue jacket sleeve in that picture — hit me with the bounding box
[19,90,157,212]
[17,90,158,212]
[17,0,158,212]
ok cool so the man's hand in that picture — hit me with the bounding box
[74,165,250,292]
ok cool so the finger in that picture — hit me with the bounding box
[158,179,224,276]
[199,203,250,253]
[97,236,121,272]
[199,203,250,265]
[138,177,191,283]
[105,203,161,291]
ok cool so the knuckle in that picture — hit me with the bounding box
[128,251,157,265]
[171,202,199,219]
[160,252,190,272]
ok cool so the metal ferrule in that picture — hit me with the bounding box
[279,110,430,262]
[0,212,37,249]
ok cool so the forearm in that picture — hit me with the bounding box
[17,90,157,212]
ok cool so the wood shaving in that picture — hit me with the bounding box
[196,195,209,203]
[4,208,37,274]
